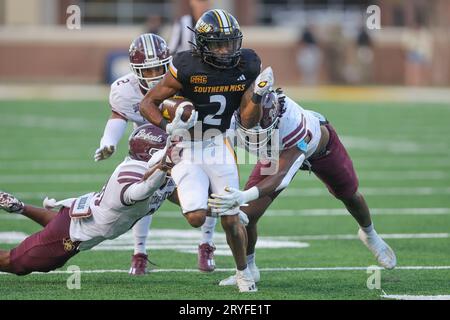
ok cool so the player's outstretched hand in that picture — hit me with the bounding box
[208,187,246,213]
[166,106,198,135]
[94,145,115,162]
[254,66,274,97]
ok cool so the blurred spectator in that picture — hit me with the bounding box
[403,21,433,86]
[146,14,163,35]
[296,26,322,85]
[344,27,374,84]
[168,0,211,54]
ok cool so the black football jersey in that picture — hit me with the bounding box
[169,48,261,133]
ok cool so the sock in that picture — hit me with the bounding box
[247,253,255,265]
[133,215,152,255]
[361,223,375,234]
[200,216,217,245]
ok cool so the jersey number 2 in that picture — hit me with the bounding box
[204,95,226,126]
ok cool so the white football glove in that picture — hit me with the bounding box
[208,186,260,214]
[94,145,115,162]
[166,106,198,135]
[253,66,274,97]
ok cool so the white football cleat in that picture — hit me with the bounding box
[219,262,260,286]
[236,268,257,293]
[358,228,397,270]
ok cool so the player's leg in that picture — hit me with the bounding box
[310,124,396,269]
[129,215,153,276]
[204,139,256,292]
[1,191,57,226]
[171,160,214,271]
[198,216,217,272]
[0,249,13,273]
[2,207,79,275]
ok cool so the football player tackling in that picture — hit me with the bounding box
[0,124,176,276]
[209,90,397,286]
[140,9,273,292]
[93,33,214,275]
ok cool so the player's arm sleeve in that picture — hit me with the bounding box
[252,148,305,197]
[122,168,167,205]
[99,117,127,147]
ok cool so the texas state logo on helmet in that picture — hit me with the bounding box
[128,124,168,162]
[129,33,172,92]
[192,9,243,69]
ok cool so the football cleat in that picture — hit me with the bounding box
[198,243,216,272]
[358,228,397,270]
[219,262,260,286]
[129,253,148,276]
[236,268,257,293]
[0,191,24,214]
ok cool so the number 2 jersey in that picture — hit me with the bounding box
[168,49,261,133]
[69,157,176,251]
[109,72,148,127]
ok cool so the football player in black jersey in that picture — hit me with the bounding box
[140,9,273,292]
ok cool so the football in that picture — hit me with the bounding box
[160,97,195,122]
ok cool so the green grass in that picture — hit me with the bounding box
[0,99,449,300]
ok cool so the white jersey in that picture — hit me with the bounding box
[277,97,322,159]
[109,73,148,127]
[69,157,176,251]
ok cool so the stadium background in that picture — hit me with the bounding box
[0,0,449,300]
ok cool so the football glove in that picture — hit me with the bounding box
[94,145,115,162]
[208,186,260,214]
[166,105,198,135]
[253,66,274,97]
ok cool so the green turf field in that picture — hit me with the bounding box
[0,99,449,300]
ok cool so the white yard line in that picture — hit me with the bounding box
[281,187,450,197]
[1,265,450,275]
[6,187,450,201]
[2,207,450,221]
[273,233,450,241]
[381,294,450,300]
[2,170,449,184]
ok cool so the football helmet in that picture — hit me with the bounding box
[234,90,285,152]
[191,9,243,69]
[129,33,172,92]
[128,124,168,162]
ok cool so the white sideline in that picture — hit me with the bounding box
[1,265,450,275]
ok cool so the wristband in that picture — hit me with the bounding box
[242,186,260,203]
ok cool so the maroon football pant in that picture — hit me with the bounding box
[9,207,79,276]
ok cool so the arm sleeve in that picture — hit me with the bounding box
[100,118,127,147]
[122,169,167,204]
[275,153,306,192]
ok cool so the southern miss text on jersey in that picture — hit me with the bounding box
[169,48,261,133]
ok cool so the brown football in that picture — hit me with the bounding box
[160,97,195,122]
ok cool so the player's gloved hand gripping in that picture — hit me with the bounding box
[94,145,115,162]
[208,186,260,214]
[166,105,198,135]
[252,66,274,103]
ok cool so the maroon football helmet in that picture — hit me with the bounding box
[129,33,172,92]
[129,124,168,162]
[234,90,284,151]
